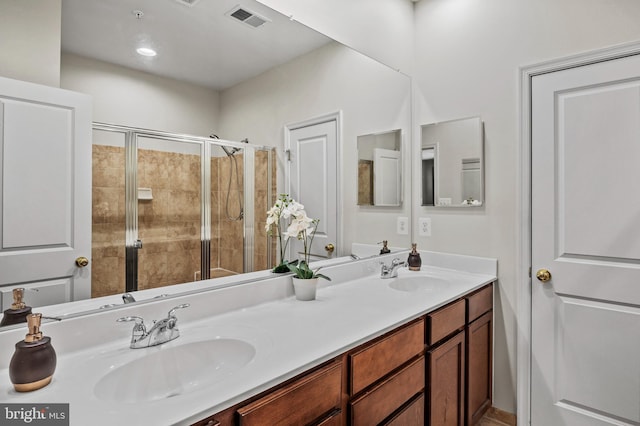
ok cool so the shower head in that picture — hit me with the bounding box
[209,134,248,157]
[222,146,240,157]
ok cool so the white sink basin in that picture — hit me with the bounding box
[388,273,450,292]
[94,338,255,403]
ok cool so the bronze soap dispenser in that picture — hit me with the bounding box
[9,313,57,392]
[0,288,32,327]
[407,243,422,271]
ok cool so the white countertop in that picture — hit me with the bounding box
[0,251,496,426]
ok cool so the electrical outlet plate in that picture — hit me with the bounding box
[418,217,431,237]
[397,216,409,235]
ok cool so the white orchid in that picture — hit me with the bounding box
[265,194,298,271]
[284,212,315,240]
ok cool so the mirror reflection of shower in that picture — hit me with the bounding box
[210,134,248,221]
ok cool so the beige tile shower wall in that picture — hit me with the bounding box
[92,145,125,298]
[137,149,201,290]
[214,153,244,274]
[358,160,373,206]
[211,150,276,275]
[253,149,276,270]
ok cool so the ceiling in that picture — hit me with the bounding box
[61,0,331,90]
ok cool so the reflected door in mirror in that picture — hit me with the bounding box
[420,117,484,207]
[357,129,402,207]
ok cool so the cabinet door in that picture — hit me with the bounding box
[0,76,91,301]
[466,310,492,426]
[428,330,465,426]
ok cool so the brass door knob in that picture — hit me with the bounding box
[536,268,551,282]
[325,243,335,255]
[75,257,89,268]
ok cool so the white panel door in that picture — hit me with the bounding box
[373,147,400,206]
[0,76,92,301]
[531,54,640,425]
[287,118,338,260]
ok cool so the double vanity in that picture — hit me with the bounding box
[0,251,496,425]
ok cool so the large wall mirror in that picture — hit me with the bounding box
[0,0,412,325]
[421,117,484,207]
[357,129,402,207]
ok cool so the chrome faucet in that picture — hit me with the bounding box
[117,304,190,349]
[380,258,407,279]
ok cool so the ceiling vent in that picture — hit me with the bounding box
[174,0,203,7]
[226,5,270,28]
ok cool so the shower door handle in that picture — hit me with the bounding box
[133,239,143,249]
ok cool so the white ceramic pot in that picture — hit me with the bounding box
[292,277,318,301]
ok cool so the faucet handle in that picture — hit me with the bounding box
[391,257,402,265]
[167,303,190,318]
[117,316,145,331]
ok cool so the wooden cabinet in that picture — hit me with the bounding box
[427,298,467,426]
[465,284,493,425]
[194,283,494,426]
[348,318,425,426]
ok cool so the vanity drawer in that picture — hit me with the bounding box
[237,362,342,426]
[382,393,425,426]
[350,356,425,426]
[349,318,424,395]
[427,299,465,345]
[466,283,493,323]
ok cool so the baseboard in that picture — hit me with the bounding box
[484,407,517,426]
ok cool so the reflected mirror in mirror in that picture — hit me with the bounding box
[421,117,484,207]
[357,130,402,207]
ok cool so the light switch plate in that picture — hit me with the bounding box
[418,217,431,237]
[397,216,409,235]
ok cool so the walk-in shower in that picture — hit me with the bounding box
[91,123,275,298]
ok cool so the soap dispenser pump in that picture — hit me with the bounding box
[407,243,422,271]
[0,288,33,327]
[379,240,391,255]
[9,313,57,392]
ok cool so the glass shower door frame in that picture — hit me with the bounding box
[93,122,270,293]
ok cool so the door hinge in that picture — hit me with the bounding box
[284,149,291,162]
[528,266,532,278]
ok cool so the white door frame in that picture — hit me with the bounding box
[517,40,640,425]
[284,111,343,256]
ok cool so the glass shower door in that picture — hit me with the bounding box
[133,134,203,291]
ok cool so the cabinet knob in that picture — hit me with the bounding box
[536,268,551,282]
[75,256,89,267]
[325,243,335,255]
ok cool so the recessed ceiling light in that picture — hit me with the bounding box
[136,47,157,57]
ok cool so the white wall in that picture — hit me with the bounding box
[0,0,61,87]
[60,53,220,136]
[257,0,414,75]
[219,42,412,252]
[413,0,640,414]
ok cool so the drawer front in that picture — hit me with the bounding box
[350,356,425,426]
[350,319,425,395]
[383,393,425,426]
[237,362,342,426]
[466,283,493,323]
[316,411,342,426]
[428,299,465,345]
